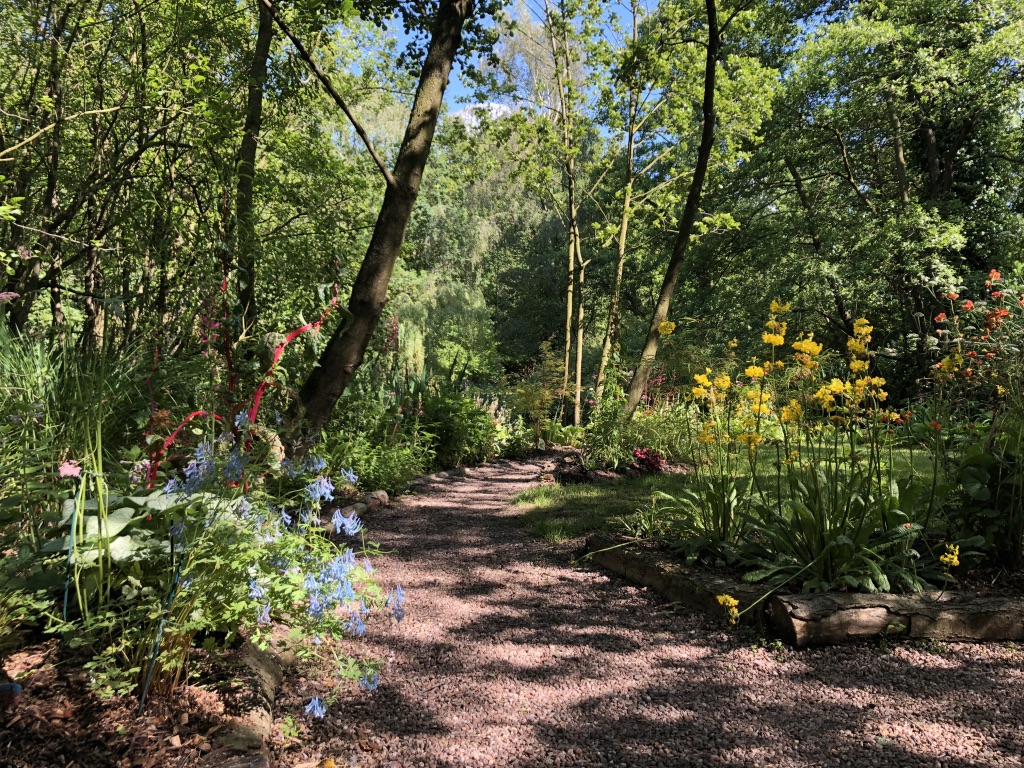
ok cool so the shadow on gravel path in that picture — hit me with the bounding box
[280,458,1024,768]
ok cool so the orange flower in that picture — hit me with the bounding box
[962,300,974,311]
[934,313,947,323]
[947,292,959,300]
[989,269,1002,281]
[929,420,942,431]
[991,291,1003,299]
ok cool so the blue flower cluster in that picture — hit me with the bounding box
[358,672,380,692]
[385,584,406,623]
[299,550,371,634]
[164,441,216,495]
[305,476,334,503]
[331,508,364,536]
[304,696,327,719]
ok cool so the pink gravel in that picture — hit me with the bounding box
[278,458,1024,768]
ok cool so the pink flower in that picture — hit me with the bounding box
[0,292,19,305]
[59,460,82,478]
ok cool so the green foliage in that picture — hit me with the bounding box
[420,392,499,468]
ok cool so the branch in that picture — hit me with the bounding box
[259,0,397,190]
[0,106,123,162]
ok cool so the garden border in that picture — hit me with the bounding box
[584,535,1024,647]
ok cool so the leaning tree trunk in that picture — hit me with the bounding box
[297,0,476,434]
[624,0,719,417]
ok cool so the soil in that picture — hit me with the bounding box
[5,456,1024,767]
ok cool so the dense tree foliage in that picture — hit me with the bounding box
[1,0,1022,419]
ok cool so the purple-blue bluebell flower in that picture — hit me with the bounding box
[385,585,406,622]
[363,557,374,574]
[249,579,266,600]
[346,613,366,637]
[257,604,271,626]
[169,522,186,541]
[358,672,380,692]
[304,455,327,474]
[234,411,251,429]
[308,594,325,619]
[223,449,246,482]
[333,579,355,604]
[304,697,327,719]
[339,467,358,485]
[339,513,363,537]
[305,477,334,503]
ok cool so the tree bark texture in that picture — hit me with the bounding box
[624,0,720,417]
[233,0,274,339]
[297,0,476,433]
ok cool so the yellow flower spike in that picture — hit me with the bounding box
[691,386,709,400]
[791,336,822,357]
[745,364,766,379]
[939,544,960,569]
[657,320,677,336]
[770,299,791,314]
[781,400,803,423]
[737,433,762,447]
[848,338,868,356]
[716,594,741,625]
[828,378,846,395]
[728,338,739,349]
[713,374,732,391]
[853,318,873,338]
[849,358,869,373]
[693,372,711,387]
[762,332,785,347]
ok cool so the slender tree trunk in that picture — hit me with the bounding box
[572,225,588,426]
[234,1,274,339]
[561,196,575,417]
[297,0,476,434]
[884,91,911,207]
[624,0,719,417]
[595,134,635,402]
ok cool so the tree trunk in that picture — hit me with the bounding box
[233,1,274,339]
[572,228,587,426]
[624,0,719,417]
[595,132,635,402]
[297,0,475,434]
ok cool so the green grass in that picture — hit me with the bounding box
[512,473,692,543]
[512,444,940,545]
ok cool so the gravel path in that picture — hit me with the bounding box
[282,458,1024,768]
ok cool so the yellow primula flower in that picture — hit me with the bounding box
[693,372,711,388]
[828,378,847,395]
[750,404,771,416]
[813,386,836,410]
[691,386,709,400]
[762,332,785,347]
[853,318,873,338]
[770,299,792,314]
[849,358,870,373]
[781,400,803,423]
[939,544,960,569]
[737,433,762,446]
[745,364,766,380]
[658,320,676,336]
[716,594,740,625]
[727,338,739,349]
[791,336,823,356]
[848,338,868,356]
[713,374,732,391]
